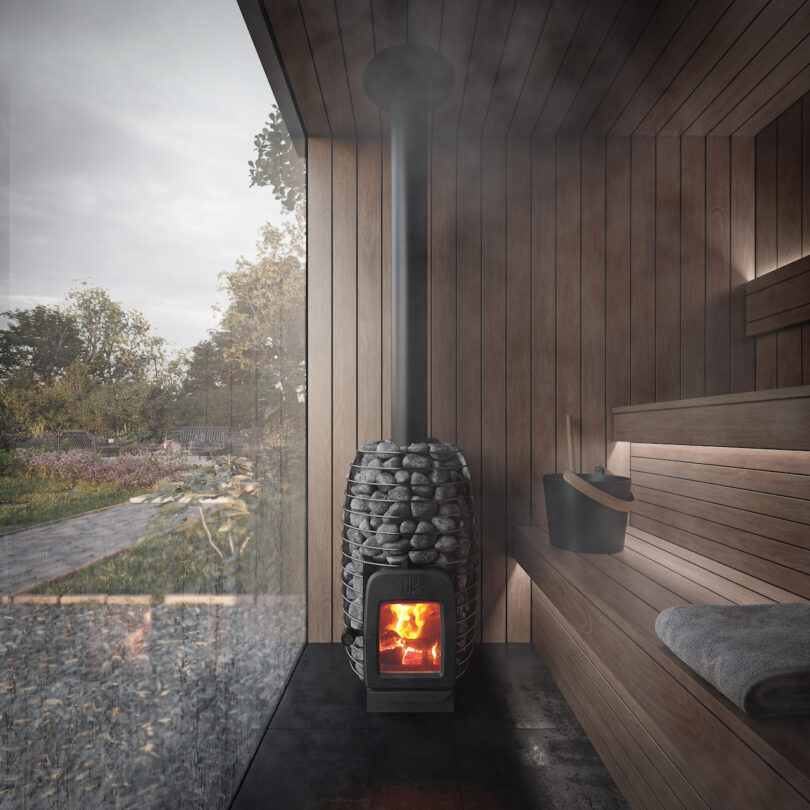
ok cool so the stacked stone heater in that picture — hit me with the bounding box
[340,45,479,713]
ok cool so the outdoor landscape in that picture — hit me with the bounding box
[1,100,307,809]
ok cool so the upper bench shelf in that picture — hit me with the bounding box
[612,385,810,451]
[746,254,810,336]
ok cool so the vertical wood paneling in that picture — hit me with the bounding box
[456,137,482,642]
[556,138,581,472]
[730,136,756,393]
[382,147,392,439]
[776,103,803,388]
[680,137,706,399]
[804,95,810,385]
[481,139,507,642]
[331,139,357,642]
[307,138,333,642]
[706,136,731,395]
[506,139,532,642]
[631,137,656,405]
[656,136,681,403]
[430,137,457,441]
[605,137,631,467]
[356,139,382,442]
[581,138,606,473]
[532,138,557,527]
[755,123,778,390]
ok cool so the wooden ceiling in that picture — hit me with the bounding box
[244,0,810,139]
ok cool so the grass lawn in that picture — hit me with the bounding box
[0,475,144,534]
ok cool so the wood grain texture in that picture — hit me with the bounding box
[730,136,757,392]
[531,138,556,528]
[506,139,532,642]
[631,137,656,405]
[306,139,333,641]
[613,385,810,449]
[556,138,581,472]
[356,138,382,441]
[481,139,507,642]
[330,139,357,642]
[581,138,606,472]
[680,137,706,398]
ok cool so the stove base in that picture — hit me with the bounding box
[366,688,454,713]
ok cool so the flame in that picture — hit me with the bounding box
[379,601,441,673]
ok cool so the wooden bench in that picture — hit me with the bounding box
[511,395,810,809]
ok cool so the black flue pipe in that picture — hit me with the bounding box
[364,45,454,445]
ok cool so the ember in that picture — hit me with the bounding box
[378,602,441,674]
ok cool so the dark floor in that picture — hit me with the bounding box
[230,643,627,810]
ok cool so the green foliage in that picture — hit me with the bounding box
[0,475,141,534]
[248,106,305,213]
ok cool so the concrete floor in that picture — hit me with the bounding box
[231,643,627,809]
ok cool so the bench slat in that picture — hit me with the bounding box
[630,443,810,474]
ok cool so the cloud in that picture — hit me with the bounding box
[5,0,288,349]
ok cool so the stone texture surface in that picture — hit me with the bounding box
[231,643,628,810]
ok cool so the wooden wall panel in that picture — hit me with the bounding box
[481,140,508,642]
[306,138,333,642]
[506,139,532,642]
[307,97,810,640]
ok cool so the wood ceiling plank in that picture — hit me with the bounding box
[610,0,732,136]
[432,0,479,135]
[636,0,777,136]
[263,0,329,135]
[560,0,660,136]
[735,62,810,135]
[335,0,379,136]
[407,0,442,49]
[457,0,516,136]
[585,0,699,136]
[533,0,624,137]
[663,0,806,136]
[509,0,587,137]
[710,33,810,134]
[686,3,810,135]
[484,0,550,138]
[300,0,356,134]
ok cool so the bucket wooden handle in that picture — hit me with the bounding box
[562,470,634,513]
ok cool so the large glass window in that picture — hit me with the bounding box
[1,2,305,807]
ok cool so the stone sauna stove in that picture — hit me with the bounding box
[341,439,478,712]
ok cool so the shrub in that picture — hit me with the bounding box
[15,449,183,488]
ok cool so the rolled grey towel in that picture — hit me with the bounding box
[655,603,810,718]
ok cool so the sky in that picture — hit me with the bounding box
[3,0,285,351]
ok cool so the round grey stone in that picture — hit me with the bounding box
[410,534,435,550]
[346,528,364,544]
[376,471,395,490]
[350,497,368,513]
[376,440,399,459]
[388,486,411,501]
[435,553,453,565]
[382,539,410,553]
[435,485,457,499]
[360,441,379,451]
[439,501,460,515]
[410,472,432,497]
[429,469,450,484]
[383,457,401,469]
[385,502,410,518]
[351,483,373,496]
[432,516,456,532]
[415,520,434,534]
[407,442,430,453]
[349,512,364,528]
[403,453,431,470]
[409,549,438,564]
[410,497,436,518]
[369,491,389,515]
[435,535,456,550]
[386,554,408,565]
[394,470,411,484]
[361,538,382,557]
[367,457,383,469]
[399,519,417,535]
[369,516,382,529]
[377,522,399,535]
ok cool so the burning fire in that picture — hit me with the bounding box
[379,602,441,674]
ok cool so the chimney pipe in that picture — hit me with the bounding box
[364,45,454,445]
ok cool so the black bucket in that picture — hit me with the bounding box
[543,467,633,554]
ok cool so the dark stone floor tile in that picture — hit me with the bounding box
[454,728,628,810]
[231,727,462,810]
[454,643,583,731]
[270,643,451,732]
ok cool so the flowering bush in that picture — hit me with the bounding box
[15,449,184,488]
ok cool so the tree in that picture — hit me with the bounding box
[66,282,168,384]
[248,106,305,214]
[0,305,83,384]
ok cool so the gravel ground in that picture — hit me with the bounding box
[0,600,304,809]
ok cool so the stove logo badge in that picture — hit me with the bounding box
[401,575,419,596]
